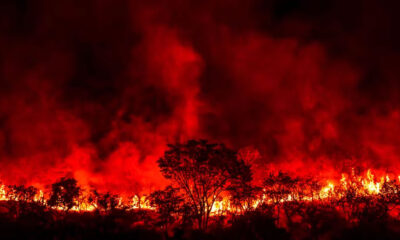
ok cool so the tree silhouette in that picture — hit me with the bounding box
[228,164,261,213]
[6,185,38,202]
[47,177,80,211]
[157,139,250,230]
[90,190,120,212]
[149,185,183,229]
[4,185,39,218]
[263,171,299,225]
[229,182,262,213]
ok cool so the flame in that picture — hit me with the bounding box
[131,195,155,210]
[320,182,335,199]
[0,169,398,214]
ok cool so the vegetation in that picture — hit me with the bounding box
[157,139,251,230]
[1,139,400,239]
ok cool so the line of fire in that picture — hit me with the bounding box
[2,140,400,239]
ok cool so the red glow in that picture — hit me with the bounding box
[0,0,399,208]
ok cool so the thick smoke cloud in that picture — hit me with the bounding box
[0,0,399,192]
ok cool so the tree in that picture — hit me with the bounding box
[263,171,299,225]
[6,185,38,202]
[227,163,261,213]
[228,182,262,213]
[5,185,39,218]
[263,171,298,205]
[149,185,183,229]
[97,192,120,212]
[47,177,80,211]
[157,139,250,230]
[88,190,120,212]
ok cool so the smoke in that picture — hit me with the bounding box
[0,0,399,192]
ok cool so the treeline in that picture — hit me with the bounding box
[151,140,400,231]
[2,139,400,239]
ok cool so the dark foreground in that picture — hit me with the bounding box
[2,202,400,240]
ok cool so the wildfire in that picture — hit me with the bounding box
[320,182,335,199]
[0,169,399,214]
[131,195,155,210]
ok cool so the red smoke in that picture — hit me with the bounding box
[0,0,399,193]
